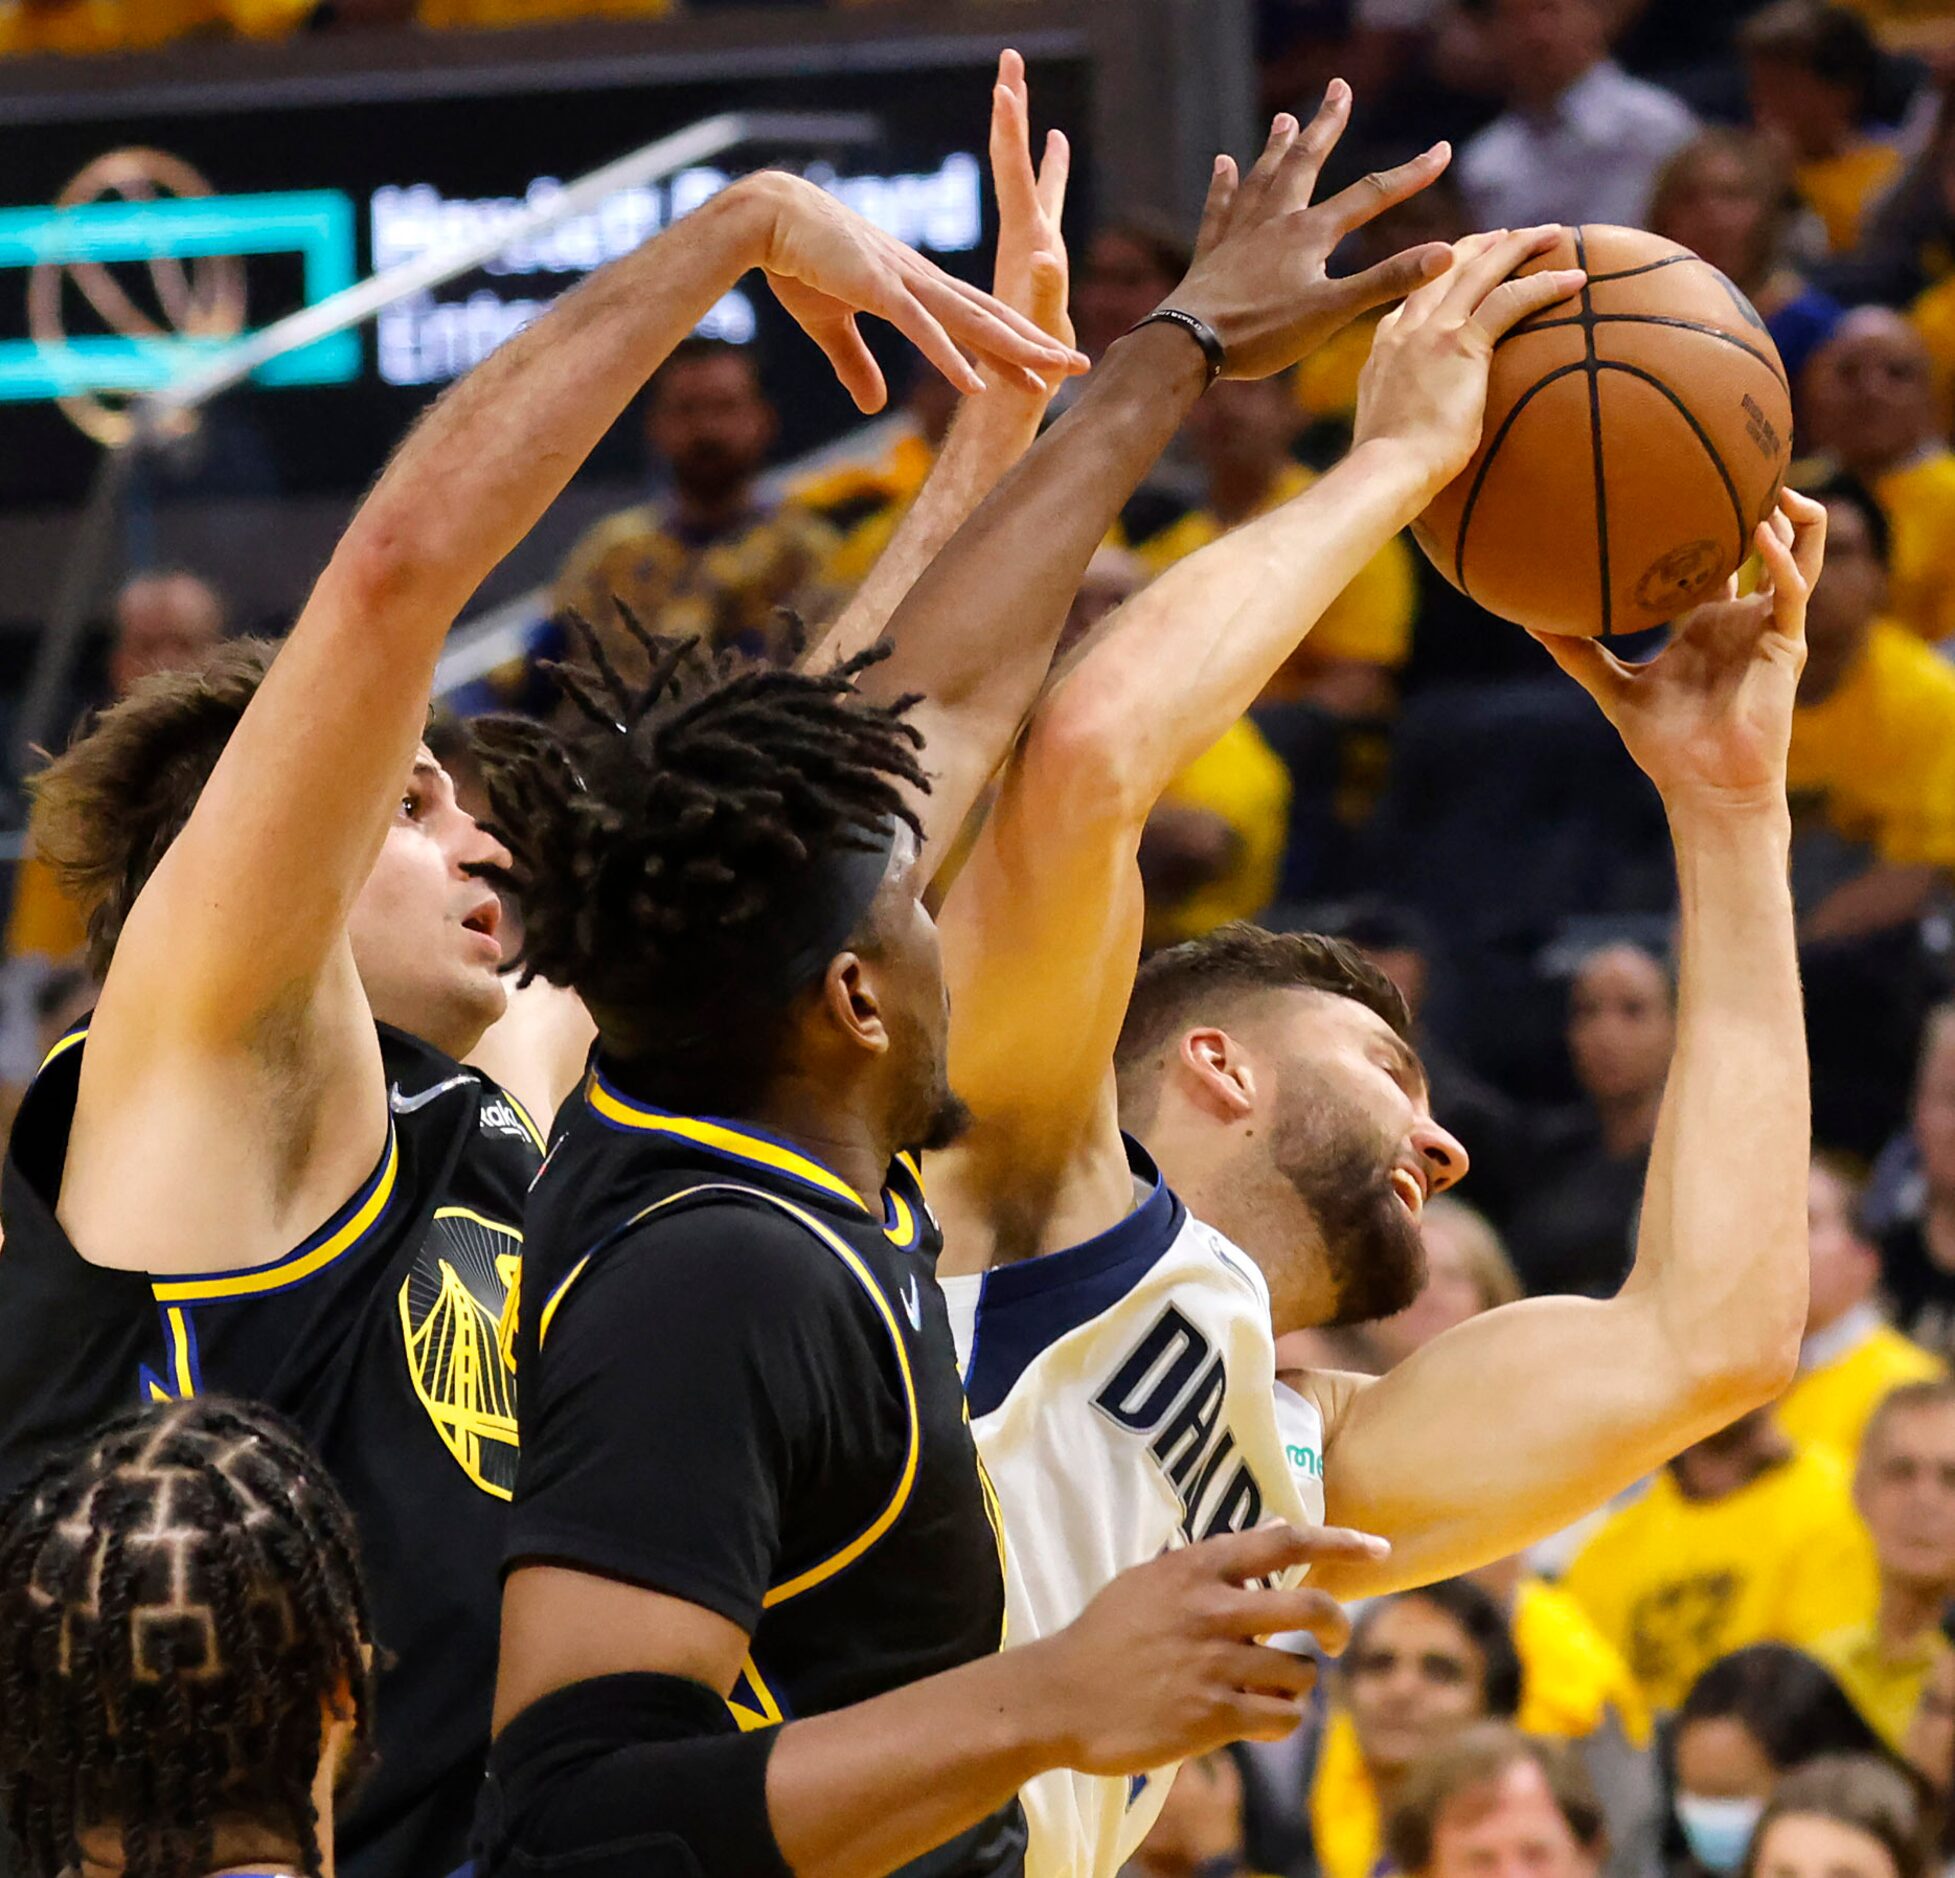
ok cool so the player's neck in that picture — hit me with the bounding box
[1593,1087,1661,1159]
[746,1072,895,1208]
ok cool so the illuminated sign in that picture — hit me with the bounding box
[368,154,983,389]
[0,188,359,401]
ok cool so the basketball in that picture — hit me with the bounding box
[1412,225,1795,639]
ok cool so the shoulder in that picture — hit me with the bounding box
[1866,1323,1945,1381]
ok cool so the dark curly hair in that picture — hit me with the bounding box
[469,610,928,1109]
[0,1396,376,1878]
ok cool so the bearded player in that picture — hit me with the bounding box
[927,225,1824,1878]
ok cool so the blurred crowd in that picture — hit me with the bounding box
[9,0,1955,1873]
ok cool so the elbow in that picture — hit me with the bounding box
[1017,687,1158,835]
[330,509,446,621]
[1673,1311,1803,1426]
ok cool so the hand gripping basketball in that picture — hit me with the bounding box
[1161,83,1455,382]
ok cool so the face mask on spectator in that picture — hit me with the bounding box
[1676,1793,1764,1872]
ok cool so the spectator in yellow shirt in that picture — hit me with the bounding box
[1781,1156,1945,1468]
[416,0,667,24]
[1669,1646,1901,1871]
[1741,0,1903,254]
[790,373,955,591]
[1563,1410,1878,1714]
[0,0,308,53]
[1786,475,1955,942]
[1132,374,1417,717]
[1805,314,1955,646]
[1817,1379,1955,1752]
[1309,1582,1525,1878]
[551,339,839,679]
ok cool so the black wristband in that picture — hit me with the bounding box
[1128,307,1227,384]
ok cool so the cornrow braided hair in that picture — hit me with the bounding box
[0,1398,376,1878]
[469,607,928,1070]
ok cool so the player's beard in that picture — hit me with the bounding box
[1271,1073,1426,1328]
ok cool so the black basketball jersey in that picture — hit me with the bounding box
[510,1060,1023,1878]
[0,1021,543,1878]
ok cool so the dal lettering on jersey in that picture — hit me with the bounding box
[1092,1303,1265,1543]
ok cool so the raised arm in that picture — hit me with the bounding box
[852,82,1458,861]
[1298,495,1825,1600]
[930,234,1582,1253]
[64,175,1076,1271]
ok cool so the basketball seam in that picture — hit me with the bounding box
[1452,363,1593,604]
[1581,253,1694,287]
[1576,229,1614,640]
[1595,359,1749,592]
[1496,311,1788,391]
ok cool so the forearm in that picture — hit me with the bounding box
[768,1645,1060,1878]
[1628,798,1808,1394]
[815,392,1047,671]
[335,180,770,638]
[879,323,1209,851]
[1042,438,1429,809]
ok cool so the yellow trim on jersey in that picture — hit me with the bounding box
[534,1177,924,1602]
[727,1654,787,1733]
[38,1026,87,1073]
[755,1190,920,1609]
[498,1088,549,1155]
[585,1074,874,1214]
[166,1308,196,1396]
[537,1254,592,1351]
[150,1128,400,1303]
[884,1188,918,1249]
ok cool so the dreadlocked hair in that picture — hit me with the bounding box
[0,1397,376,1878]
[469,606,928,1100]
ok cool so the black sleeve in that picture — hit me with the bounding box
[507,1201,900,1633]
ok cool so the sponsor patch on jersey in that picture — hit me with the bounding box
[479,1095,537,1143]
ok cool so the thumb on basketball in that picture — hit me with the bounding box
[1340,242,1454,317]
[1473,267,1587,342]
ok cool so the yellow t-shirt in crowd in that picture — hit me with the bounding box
[787,431,937,591]
[1293,316,1381,430]
[1786,619,1955,870]
[417,0,669,25]
[1134,462,1418,676]
[0,0,308,52]
[4,852,87,963]
[1143,716,1293,949]
[1512,1575,1653,1747]
[1308,1582,1648,1878]
[1875,450,1955,646]
[1814,1620,1949,1753]
[1562,1445,1879,1713]
[1795,143,1904,254]
[1777,1315,1944,1470]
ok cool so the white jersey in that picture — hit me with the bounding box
[941,1139,1326,1878]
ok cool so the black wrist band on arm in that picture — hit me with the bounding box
[1127,307,1226,384]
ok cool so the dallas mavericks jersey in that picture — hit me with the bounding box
[940,1138,1326,1878]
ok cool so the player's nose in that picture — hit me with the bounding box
[1413,1117,1469,1195]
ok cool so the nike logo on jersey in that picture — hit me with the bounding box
[1093,1303,1268,1548]
[389,1074,477,1115]
[900,1274,923,1331]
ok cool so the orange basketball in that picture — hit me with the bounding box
[1412,225,1794,639]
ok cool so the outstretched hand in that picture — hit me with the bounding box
[986,48,1073,385]
[1354,226,1585,496]
[749,170,1086,413]
[1167,81,1454,382]
[1530,489,1825,813]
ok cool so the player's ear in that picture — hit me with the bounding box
[1178,1026,1258,1120]
[823,952,891,1056]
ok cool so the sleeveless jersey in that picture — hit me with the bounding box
[510,1061,1023,1878]
[940,1139,1327,1878]
[0,1020,543,1878]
